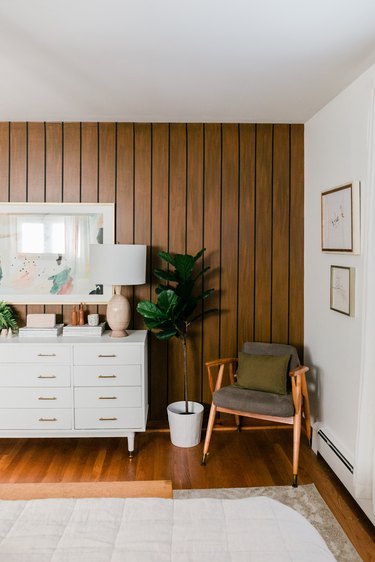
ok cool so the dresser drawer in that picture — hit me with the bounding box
[73,365,141,387]
[0,365,71,387]
[0,388,72,409]
[74,407,143,429]
[0,345,71,364]
[73,345,141,365]
[0,409,72,430]
[74,386,141,408]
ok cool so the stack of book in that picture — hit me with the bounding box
[62,322,106,337]
[18,323,64,338]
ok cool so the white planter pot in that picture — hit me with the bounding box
[167,401,204,448]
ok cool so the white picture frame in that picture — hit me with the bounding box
[0,202,114,304]
[330,265,355,316]
[321,181,360,254]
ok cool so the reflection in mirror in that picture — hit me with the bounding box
[0,203,114,304]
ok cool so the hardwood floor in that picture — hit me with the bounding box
[0,427,374,561]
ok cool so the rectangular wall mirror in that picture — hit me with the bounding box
[0,203,114,304]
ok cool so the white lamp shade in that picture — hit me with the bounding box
[90,244,147,286]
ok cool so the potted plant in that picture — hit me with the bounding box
[0,301,18,335]
[136,248,216,447]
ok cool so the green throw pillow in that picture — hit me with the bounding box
[235,352,291,395]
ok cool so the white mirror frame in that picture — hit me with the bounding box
[0,202,114,304]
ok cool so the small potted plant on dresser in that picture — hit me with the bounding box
[137,248,216,447]
[0,301,18,336]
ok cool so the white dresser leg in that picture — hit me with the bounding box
[127,432,135,458]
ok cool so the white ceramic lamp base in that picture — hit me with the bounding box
[106,286,131,337]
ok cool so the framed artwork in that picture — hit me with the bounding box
[330,265,355,316]
[0,202,114,304]
[321,181,360,253]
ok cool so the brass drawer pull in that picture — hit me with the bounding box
[99,417,118,421]
[38,375,57,379]
[99,396,117,400]
[98,354,117,358]
[38,396,57,401]
[37,353,57,357]
[39,417,57,422]
[98,375,117,379]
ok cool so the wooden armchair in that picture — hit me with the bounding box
[201,342,311,487]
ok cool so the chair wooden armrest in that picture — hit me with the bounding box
[289,365,309,378]
[205,358,238,393]
[205,357,238,368]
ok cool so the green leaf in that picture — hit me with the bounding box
[154,268,178,282]
[157,289,179,315]
[194,265,210,281]
[143,318,167,329]
[197,288,214,300]
[156,328,178,340]
[174,254,195,281]
[155,284,169,294]
[0,301,18,330]
[136,301,166,320]
[175,279,194,300]
[158,251,175,266]
[193,248,205,262]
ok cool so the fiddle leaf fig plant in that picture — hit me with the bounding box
[0,301,18,330]
[136,248,216,414]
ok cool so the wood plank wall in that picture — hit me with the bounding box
[0,122,304,420]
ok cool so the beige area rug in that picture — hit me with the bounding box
[174,484,361,562]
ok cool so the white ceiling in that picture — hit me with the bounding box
[1,0,375,123]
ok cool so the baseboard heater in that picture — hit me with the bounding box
[317,429,354,474]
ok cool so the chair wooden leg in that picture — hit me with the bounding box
[301,374,312,445]
[201,403,217,465]
[292,411,302,487]
[235,414,241,431]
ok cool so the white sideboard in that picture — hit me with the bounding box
[0,330,148,457]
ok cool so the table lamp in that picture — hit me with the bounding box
[90,244,147,337]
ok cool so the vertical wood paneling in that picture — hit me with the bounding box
[168,123,187,404]
[289,124,304,358]
[0,120,304,420]
[27,123,45,203]
[0,123,9,201]
[81,123,98,203]
[272,124,290,343]
[45,123,63,203]
[186,123,204,402]
[99,123,116,204]
[133,124,151,329]
[9,123,27,202]
[63,123,81,203]
[254,124,273,342]
[220,124,239,359]
[9,123,27,321]
[116,124,134,245]
[238,124,255,348]
[202,124,221,404]
[150,123,169,419]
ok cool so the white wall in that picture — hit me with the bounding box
[305,65,375,470]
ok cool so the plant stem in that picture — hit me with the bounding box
[182,333,188,413]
